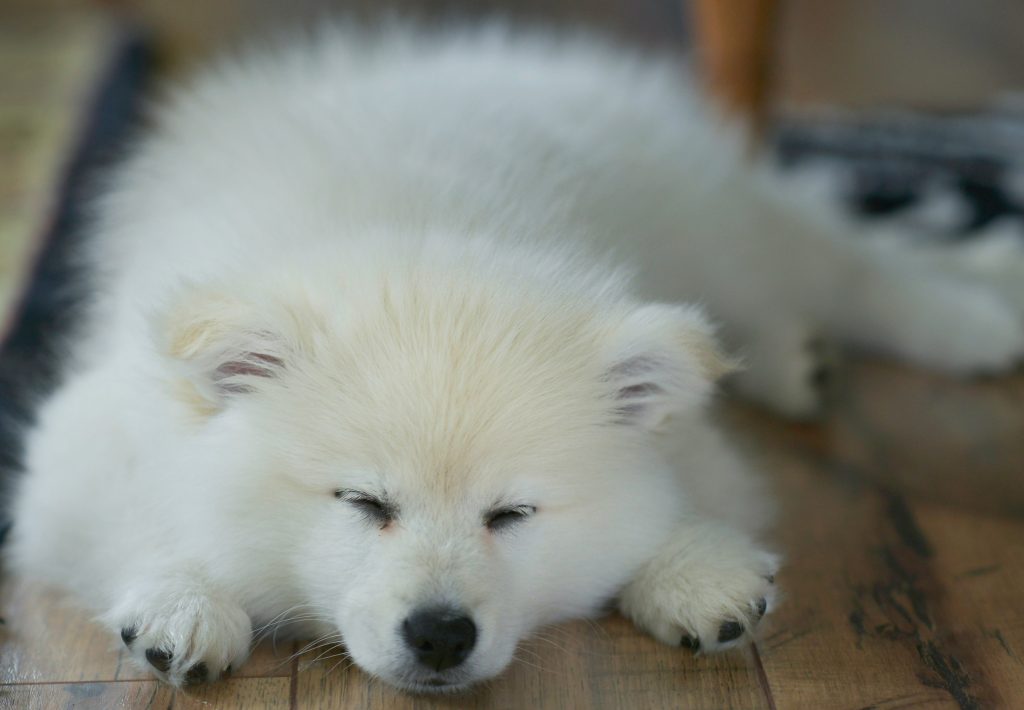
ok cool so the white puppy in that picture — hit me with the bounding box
[8,22,1022,692]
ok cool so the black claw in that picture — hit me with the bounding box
[765,575,776,584]
[717,621,744,643]
[680,635,700,651]
[755,598,768,618]
[184,662,209,685]
[145,648,173,673]
[224,665,233,676]
[120,626,138,646]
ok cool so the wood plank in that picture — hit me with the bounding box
[728,406,961,709]
[725,354,1024,710]
[913,501,1024,709]
[0,578,297,683]
[294,614,769,709]
[0,678,291,710]
[0,578,148,683]
[831,362,1024,516]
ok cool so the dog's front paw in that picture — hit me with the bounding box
[105,580,252,686]
[618,526,779,653]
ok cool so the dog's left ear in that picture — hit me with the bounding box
[158,284,297,410]
[602,303,736,430]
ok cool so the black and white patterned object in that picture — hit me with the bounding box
[773,97,1024,243]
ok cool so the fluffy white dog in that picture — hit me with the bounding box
[8,22,1023,692]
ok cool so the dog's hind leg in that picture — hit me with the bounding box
[685,172,1024,414]
[769,198,1024,377]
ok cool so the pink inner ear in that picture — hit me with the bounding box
[617,383,664,399]
[213,353,284,394]
[606,355,671,424]
[612,383,664,424]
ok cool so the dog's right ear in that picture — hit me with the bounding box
[157,285,292,410]
[601,303,737,431]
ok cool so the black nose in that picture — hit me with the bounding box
[401,607,478,672]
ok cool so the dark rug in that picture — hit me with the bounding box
[0,29,151,537]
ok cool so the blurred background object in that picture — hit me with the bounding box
[10,0,1024,104]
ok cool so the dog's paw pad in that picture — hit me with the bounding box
[717,621,744,643]
[184,662,209,686]
[120,626,138,646]
[144,648,173,673]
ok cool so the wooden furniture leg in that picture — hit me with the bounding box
[690,0,781,137]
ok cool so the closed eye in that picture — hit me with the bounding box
[334,489,394,527]
[484,504,536,532]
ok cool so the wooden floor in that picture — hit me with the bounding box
[1,359,1022,709]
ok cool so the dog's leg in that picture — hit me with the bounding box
[101,567,252,686]
[618,516,779,652]
[14,369,253,686]
[908,227,1024,315]
[812,239,1024,376]
[688,176,1024,414]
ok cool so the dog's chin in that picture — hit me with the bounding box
[386,672,478,695]
[395,678,476,695]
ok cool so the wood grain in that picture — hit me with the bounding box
[0,678,292,710]
[832,363,1024,515]
[724,361,1024,710]
[913,502,1024,708]
[732,411,963,709]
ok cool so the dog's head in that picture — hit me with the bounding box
[160,241,731,692]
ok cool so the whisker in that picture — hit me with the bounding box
[324,652,356,675]
[265,632,343,672]
[512,651,561,676]
[253,603,320,640]
[307,641,347,665]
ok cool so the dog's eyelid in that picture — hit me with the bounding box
[333,487,383,501]
[333,488,395,523]
[484,504,537,531]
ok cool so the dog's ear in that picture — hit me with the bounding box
[602,304,736,430]
[158,285,293,409]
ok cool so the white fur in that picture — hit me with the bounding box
[8,22,1022,692]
